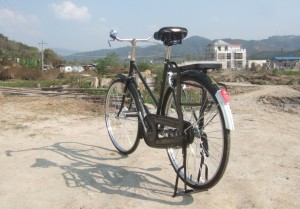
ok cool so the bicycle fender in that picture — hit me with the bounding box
[116,74,138,88]
[116,74,129,83]
[215,89,235,131]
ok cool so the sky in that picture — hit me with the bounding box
[0,0,300,52]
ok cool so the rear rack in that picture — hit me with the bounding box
[180,62,222,71]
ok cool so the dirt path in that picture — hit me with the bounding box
[0,85,299,209]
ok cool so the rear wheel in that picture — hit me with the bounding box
[105,79,141,154]
[162,72,230,190]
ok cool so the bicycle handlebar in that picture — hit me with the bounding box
[109,30,152,45]
[108,30,153,60]
[111,36,153,43]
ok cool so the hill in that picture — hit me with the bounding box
[63,35,300,62]
[0,33,40,64]
[52,48,80,56]
[1,33,299,63]
[223,35,300,59]
[0,34,63,67]
[63,36,211,61]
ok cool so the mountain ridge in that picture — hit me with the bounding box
[62,35,300,62]
[1,32,299,63]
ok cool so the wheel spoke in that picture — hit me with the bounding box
[105,80,140,154]
[165,75,230,189]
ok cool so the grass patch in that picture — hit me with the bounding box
[0,79,64,88]
[272,69,300,76]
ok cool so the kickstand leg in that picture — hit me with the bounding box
[173,165,183,197]
[173,137,194,197]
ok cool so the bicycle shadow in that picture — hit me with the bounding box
[5,142,194,205]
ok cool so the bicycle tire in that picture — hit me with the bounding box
[162,71,231,190]
[105,78,141,154]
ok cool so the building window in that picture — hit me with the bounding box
[225,46,228,51]
[218,46,221,51]
[234,61,243,68]
[227,53,231,59]
[234,53,243,59]
[218,53,226,60]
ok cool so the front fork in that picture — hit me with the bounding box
[116,76,150,137]
[116,76,133,118]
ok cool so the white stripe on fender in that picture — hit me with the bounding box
[215,90,235,131]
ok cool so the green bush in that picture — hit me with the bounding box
[272,69,300,76]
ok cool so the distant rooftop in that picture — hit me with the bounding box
[210,40,241,46]
[272,56,300,61]
[210,40,230,46]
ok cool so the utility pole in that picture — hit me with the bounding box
[39,40,47,71]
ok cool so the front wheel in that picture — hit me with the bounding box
[105,78,141,154]
[162,72,231,190]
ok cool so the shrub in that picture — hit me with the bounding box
[0,68,15,80]
[0,65,45,80]
[19,68,42,80]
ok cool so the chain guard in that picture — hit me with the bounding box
[144,114,194,148]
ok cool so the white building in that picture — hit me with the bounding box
[247,60,267,69]
[206,40,247,69]
[59,65,85,73]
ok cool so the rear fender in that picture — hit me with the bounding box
[215,89,234,131]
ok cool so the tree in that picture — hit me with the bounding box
[43,48,64,67]
[185,54,194,61]
[95,52,119,75]
[137,61,150,72]
[0,50,12,66]
[0,33,40,66]
[19,58,40,68]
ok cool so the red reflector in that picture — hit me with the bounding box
[220,89,230,103]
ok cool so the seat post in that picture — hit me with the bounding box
[165,46,172,60]
[130,39,137,61]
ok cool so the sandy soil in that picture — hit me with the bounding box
[0,84,299,209]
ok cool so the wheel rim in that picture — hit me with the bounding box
[105,81,139,153]
[165,80,227,187]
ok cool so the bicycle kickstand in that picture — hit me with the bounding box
[172,70,194,197]
[173,139,194,197]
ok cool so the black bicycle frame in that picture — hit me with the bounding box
[131,61,158,108]
[125,59,172,116]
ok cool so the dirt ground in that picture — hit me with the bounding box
[0,83,299,209]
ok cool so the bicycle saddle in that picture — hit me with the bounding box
[154,27,188,46]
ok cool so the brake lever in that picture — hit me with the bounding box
[108,40,113,47]
[108,30,118,47]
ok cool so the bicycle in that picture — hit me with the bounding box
[105,27,234,196]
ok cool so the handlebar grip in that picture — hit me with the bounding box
[110,34,116,40]
[109,30,117,40]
